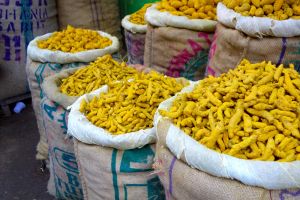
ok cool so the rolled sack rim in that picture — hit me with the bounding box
[145,4,217,32]
[122,15,147,34]
[155,81,300,190]
[217,2,300,38]
[27,31,120,63]
[67,85,156,150]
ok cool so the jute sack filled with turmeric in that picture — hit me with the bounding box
[68,72,188,199]
[155,59,300,190]
[26,26,119,161]
[154,130,300,200]
[122,4,152,65]
[207,6,300,76]
[40,55,139,199]
[144,2,217,81]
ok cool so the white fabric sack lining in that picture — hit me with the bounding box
[155,81,300,190]
[42,67,84,109]
[145,4,217,32]
[121,15,147,34]
[217,2,300,38]
[68,85,156,150]
[28,31,120,63]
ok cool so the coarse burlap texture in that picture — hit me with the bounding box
[154,121,300,200]
[0,0,58,100]
[122,15,147,65]
[57,0,121,40]
[41,97,83,199]
[74,140,165,200]
[26,59,85,160]
[144,25,213,81]
[207,23,300,77]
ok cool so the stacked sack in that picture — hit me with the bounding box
[154,59,300,199]
[207,1,300,76]
[26,25,119,161]
[144,0,218,81]
[56,0,121,40]
[40,55,137,199]
[122,4,152,65]
[0,0,57,100]
[68,71,188,199]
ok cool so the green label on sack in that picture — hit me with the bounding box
[111,145,165,200]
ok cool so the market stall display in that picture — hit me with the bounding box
[41,55,138,199]
[0,0,58,101]
[155,59,300,192]
[68,72,188,199]
[26,27,119,161]
[122,4,152,65]
[144,1,217,81]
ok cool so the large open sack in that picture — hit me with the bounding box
[0,0,58,100]
[144,4,216,81]
[207,23,300,77]
[122,15,147,65]
[26,32,119,160]
[154,81,300,195]
[56,0,121,39]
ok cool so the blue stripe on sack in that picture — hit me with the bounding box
[277,37,287,66]
[111,149,120,200]
[21,0,34,50]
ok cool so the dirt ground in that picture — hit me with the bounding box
[0,103,54,200]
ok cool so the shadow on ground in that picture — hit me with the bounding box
[0,104,54,200]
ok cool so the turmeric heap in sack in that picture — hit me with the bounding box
[80,71,187,134]
[37,25,112,53]
[60,55,138,96]
[223,0,300,20]
[160,59,300,162]
[129,3,152,25]
[156,0,220,20]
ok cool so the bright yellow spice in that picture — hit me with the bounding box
[223,0,300,20]
[60,55,138,96]
[37,25,112,53]
[160,59,300,162]
[129,4,152,25]
[156,0,220,20]
[80,71,187,134]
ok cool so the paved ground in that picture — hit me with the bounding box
[0,103,54,200]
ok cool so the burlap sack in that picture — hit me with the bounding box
[26,59,85,160]
[144,25,213,81]
[41,97,83,199]
[207,23,300,77]
[0,0,58,100]
[57,0,121,39]
[122,15,147,65]
[74,139,165,200]
[155,121,300,200]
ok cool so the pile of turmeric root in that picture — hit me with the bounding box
[160,59,300,162]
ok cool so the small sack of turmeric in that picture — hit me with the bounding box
[68,71,188,149]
